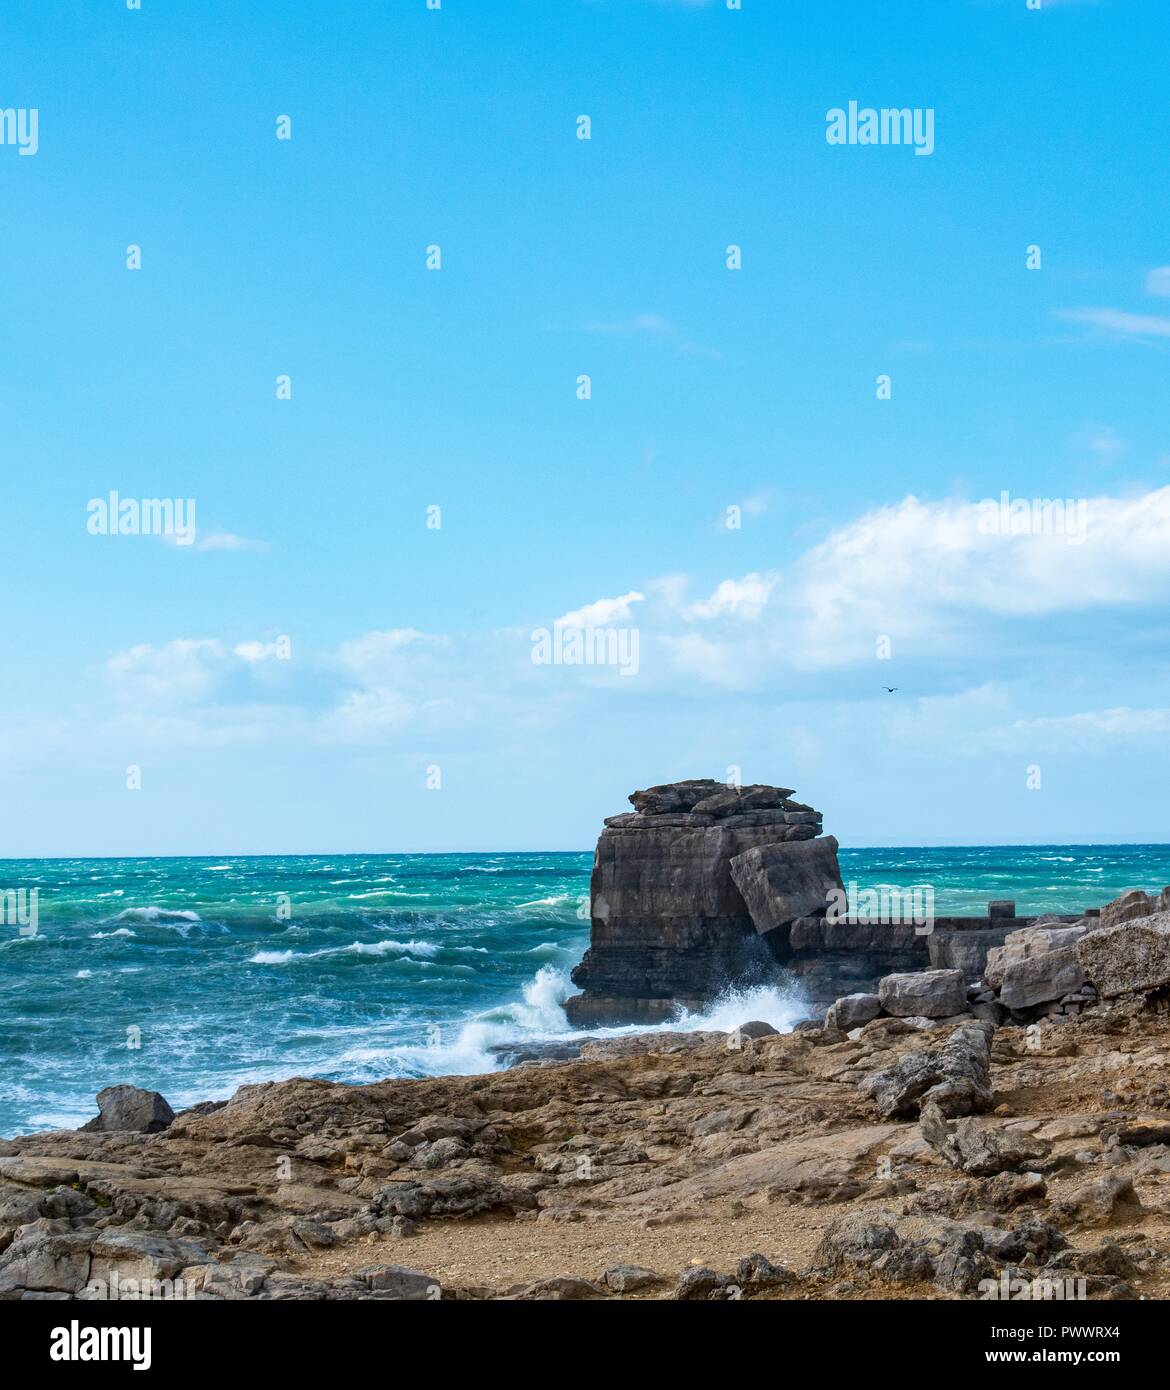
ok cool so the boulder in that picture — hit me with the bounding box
[734,1252,794,1288]
[999,945,1087,1010]
[1051,1171,1143,1228]
[731,1020,778,1040]
[601,1264,664,1293]
[860,1021,994,1119]
[877,969,966,1019]
[728,837,843,935]
[985,923,1092,991]
[79,1085,174,1134]
[825,993,882,1031]
[1077,911,1170,998]
[919,1101,1052,1176]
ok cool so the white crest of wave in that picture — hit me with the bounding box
[113,907,202,923]
[248,938,441,966]
[379,968,810,1081]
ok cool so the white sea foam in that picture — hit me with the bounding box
[113,907,202,923]
[377,967,810,1082]
[248,938,442,965]
[90,928,136,939]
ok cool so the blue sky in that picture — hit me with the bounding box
[1,0,1168,854]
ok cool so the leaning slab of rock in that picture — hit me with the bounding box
[919,1101,1051,1175]
[728,836,843,935]
[1077,911,1170,998]
[860,1022,994,1119]
[878,969,965,1019]
[79,1085,175,1134]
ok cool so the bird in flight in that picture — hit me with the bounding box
[883,687,898,693]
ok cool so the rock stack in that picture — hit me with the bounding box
[565,779,843,1026]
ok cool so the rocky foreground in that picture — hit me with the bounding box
[5,956,1170,1299]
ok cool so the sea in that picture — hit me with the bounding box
[2,844,1168,1137]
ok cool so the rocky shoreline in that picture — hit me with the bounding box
[4,783,1170,1302]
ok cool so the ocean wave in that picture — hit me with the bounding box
[90,928,136,939]
[112,907,202,924]
[248,938,442,965]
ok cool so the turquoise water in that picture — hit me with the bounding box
[1,845,1167,1137]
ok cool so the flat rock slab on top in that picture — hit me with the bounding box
[628,780,796,817]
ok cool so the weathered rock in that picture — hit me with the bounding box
[919,1101,1052,1175]
[985,923,1092,994]
[860,1022,995,1119]
[672,1266,732,1300]
[825,993,882,1032]
[877,970,966,1019]
[370,1177,537,1220]
[734,1252,794,1288]
[568,781,833,1024]
[1052,1171,1143,1228]
[731,1020,779,1041]
[601,1263,664,1293]
[1078,911,1170,998]
[79,1085,174,1134]
[814,1212,900,1270]
[728,836,844,935]
[1099,887,1170,929]
[0,1230,94,1295]
[999,945,1087,1010]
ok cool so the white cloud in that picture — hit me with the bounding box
[1006,707,1170,740]
[1057,307,1170,340]
[555,591,644,628]
[687,572,776,620]
[105,639,228,703]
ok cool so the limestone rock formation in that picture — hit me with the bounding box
[566,779,841,1026]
